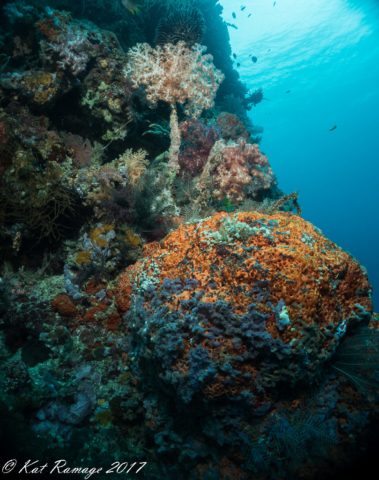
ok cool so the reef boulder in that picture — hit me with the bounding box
[116,211,373,403]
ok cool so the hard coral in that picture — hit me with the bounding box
[38,11,91,76]
[116,211,373,389]
[89,224,115,248]
[0,71,61,107]
[52,294,78,317]
[76,251,91,265]
[114,211,375,474]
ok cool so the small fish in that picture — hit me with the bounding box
[233,53,237,59]
[237,63,240,67]
[328,125,337,131]
[273,1,276,6]
[285,90,291,93]
[251,56,257,63]
[232,12,236,18]
[248,14,251,17]
[121,0,142,15]
[113,197,130,208]
[268,49,271,52]
[248,54,252,57]
[241,6,246,11]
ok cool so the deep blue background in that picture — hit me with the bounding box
[222,0,379,309]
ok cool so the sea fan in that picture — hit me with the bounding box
[269,411,337,464]
[243,441,271,472]
[330,327,379,393]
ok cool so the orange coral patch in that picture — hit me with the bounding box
[116,211,372,335]
[106,313,122,331]
[52,295,78,317]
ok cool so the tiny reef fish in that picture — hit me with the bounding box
[273,1,276,6]
[121,0,142,15]
[114,197,130,208]
[328,125,337,131]
[285,90,291,93]
[241,6,246,10]
[233,53,237,59]
[232,12,236,18]
[237,63,240,67]
[248,14,251,17]
[251,56,257,63]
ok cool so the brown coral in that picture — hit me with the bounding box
[52,295,78,317]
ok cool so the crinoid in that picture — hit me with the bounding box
[154,7,206,47]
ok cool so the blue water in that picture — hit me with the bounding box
[222,0,379,310]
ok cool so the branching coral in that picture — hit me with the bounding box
[117,149,149,186]
[125,41,224,171]
[236,192,302,216]
[0,144,78,242]
[1,179,77,243]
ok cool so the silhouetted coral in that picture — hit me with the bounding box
[244,87,264,110]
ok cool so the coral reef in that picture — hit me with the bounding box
[113,211,376,477]
[0,2,377,479]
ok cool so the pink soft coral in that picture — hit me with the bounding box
[125,41,224,172]
[197,138,274,204]
[178,119,220,177]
